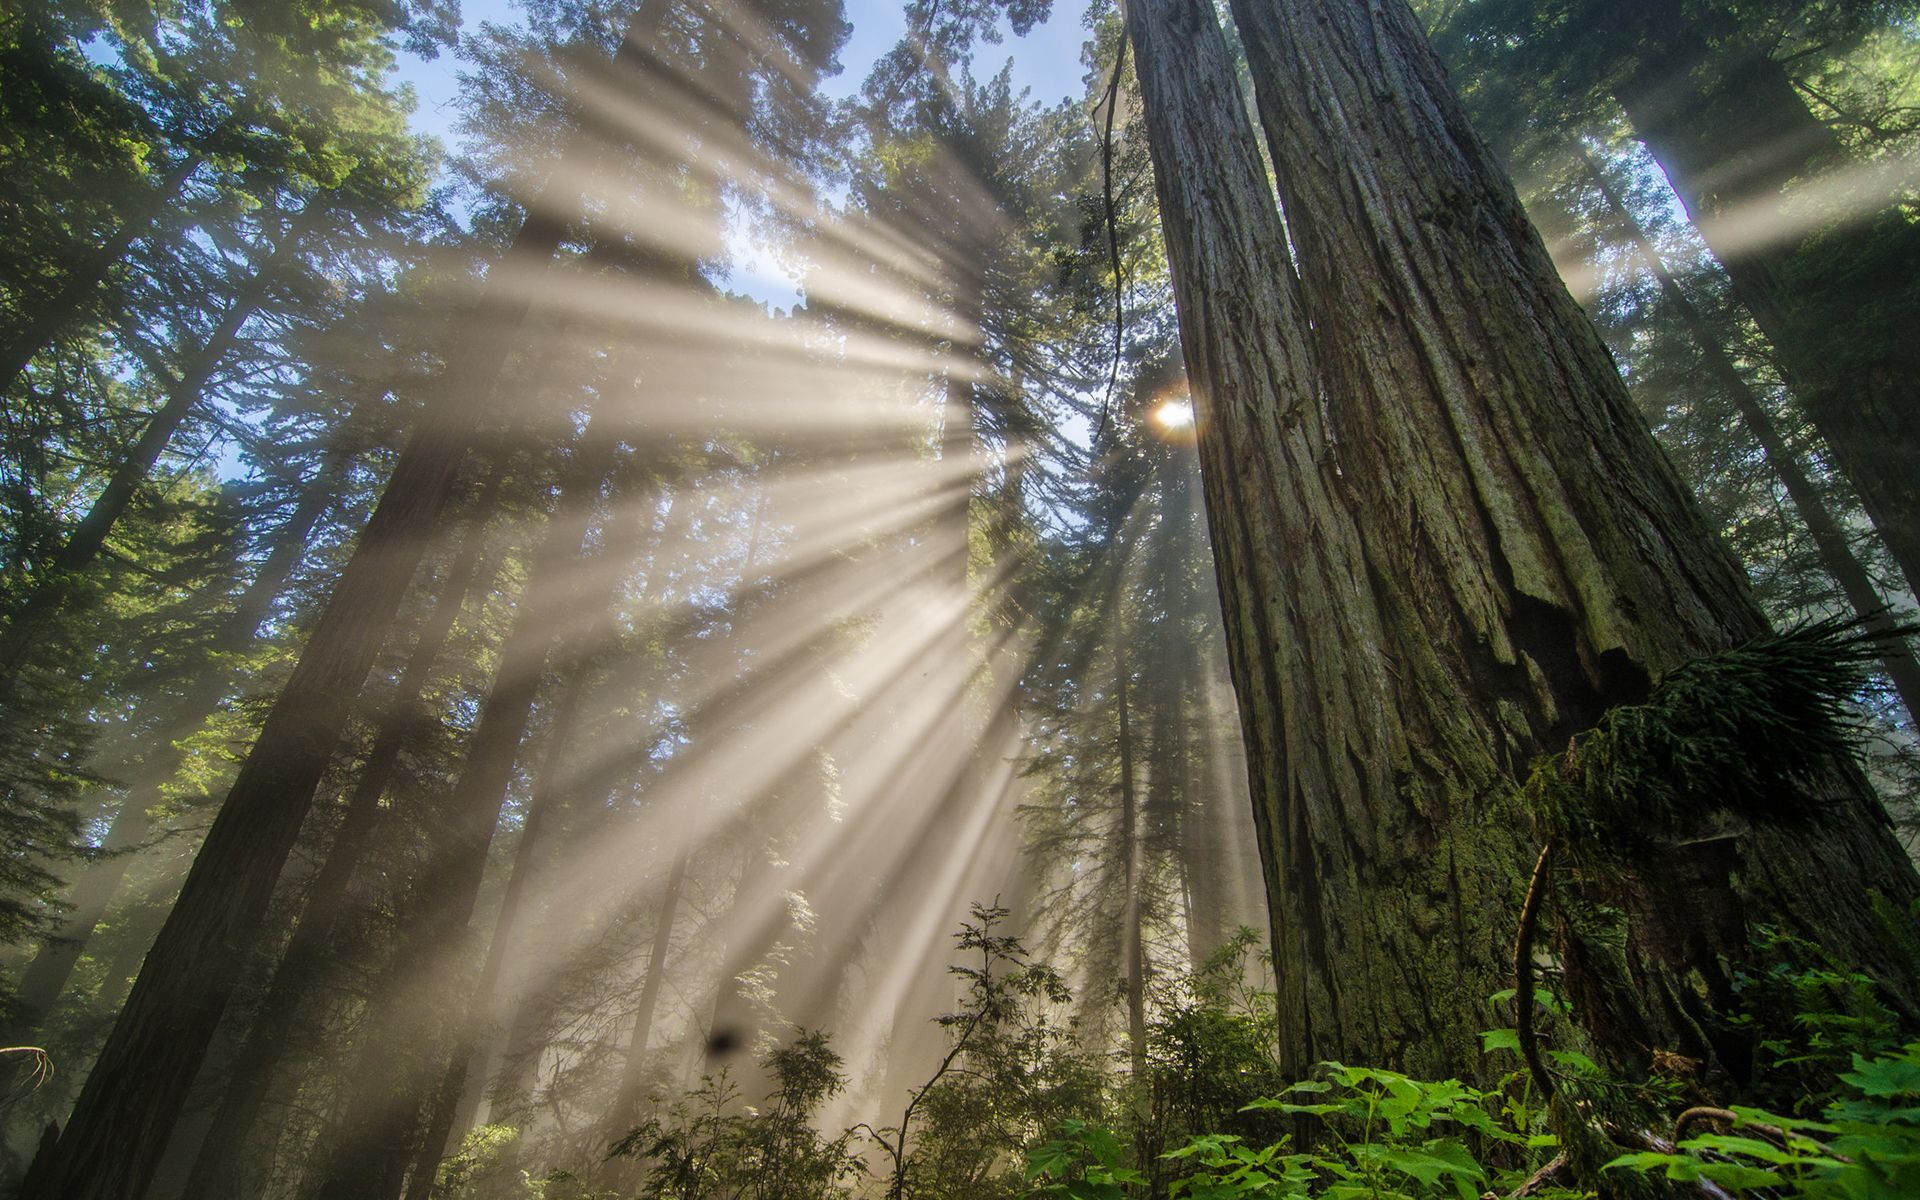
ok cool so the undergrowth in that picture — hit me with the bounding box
[433,910,1920,1200]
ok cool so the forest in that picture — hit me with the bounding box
[2,0,1919,1197]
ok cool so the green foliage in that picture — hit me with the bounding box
[1521,616,1885,858]
[1025,1121,1145,1200]
[873,902,1106,1200]
[1606,1042,1920,1197]
[609,1032,865,1200]
[1729,924,1906,1113]
[1027,1063,1575,1200]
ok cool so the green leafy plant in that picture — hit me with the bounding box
[1605,1042,1920,1198]
[1026,1063,1574,1200]
[609,1031,864,1200]
[1730,924,1904,1113]
[1024,1120,1146,1200]
[862,901,1100,1200]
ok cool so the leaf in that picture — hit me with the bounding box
[1842,1050,1920,1099]
[1026,1147,1072,1179]
[1544,1049,1602,1077]
[1694,1162,1786,1189]
[1603,1151,1688,1173]
[1480,1028,1521,1053]
[1679,1133,1801,1164]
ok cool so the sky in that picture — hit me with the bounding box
[391,0,1094,308]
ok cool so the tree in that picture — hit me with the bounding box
[22,99,576,1200]
[172,462,510,1200]
[1428,0,1920,594]
[1566,141,1920,727]
[1123,0,1920,1083]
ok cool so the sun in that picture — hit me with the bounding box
[1152,398,1195,430]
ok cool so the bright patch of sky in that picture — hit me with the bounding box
[390,0,1092,312]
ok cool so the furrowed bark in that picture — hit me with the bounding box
[1125,0,1450,1080]
[1219,0,1920,1076]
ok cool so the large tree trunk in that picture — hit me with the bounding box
[24,181,571,1200]
[1125,0,1920,1084]
[177,467,507,1200]
[1605,0,1920,593]
[1573,144,1920,725]
[308,416,621,1200]
[6,443,349,1033]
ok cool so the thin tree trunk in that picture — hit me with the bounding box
[309,415,621,1200]
[26,175,572,1200]
[477,486,700,1133]
[1573,144,1920,724]
[0,204,319,694]
[403,480,662,1196]
[177,466,506,1200]
[0,154,200,397]
[1114,604,1146,1082]
[7,444,350,1031]
[607,846,690,1140]
[1606,0,1920,592]
[401,673,594,1196]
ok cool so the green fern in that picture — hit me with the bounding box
[1522,616,1893,857]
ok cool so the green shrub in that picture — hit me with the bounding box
[1605,1042,1920,1198]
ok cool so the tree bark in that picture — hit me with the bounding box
[176,465,506,1200]
[26,175,571,1200]
[1124,0,1920,1083]
[1605,0,1920,593]
[1573,144,1920,725]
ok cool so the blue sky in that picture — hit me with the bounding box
[395,0,1093,152]
[390,1,1092,308]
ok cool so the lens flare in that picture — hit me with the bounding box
[1153,398,1194,429]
